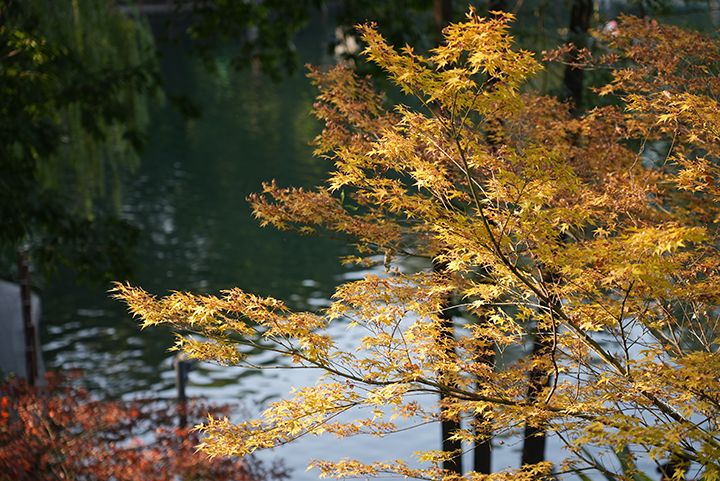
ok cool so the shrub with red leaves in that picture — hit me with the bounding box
[0,371,289,481]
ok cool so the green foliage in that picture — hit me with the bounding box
[182,0,324,80]
[115,9,720,481]
[0,0,161,282]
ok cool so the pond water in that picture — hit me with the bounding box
[40,8,350,387]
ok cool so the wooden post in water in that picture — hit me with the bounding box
[16,250,37,386]
[174,352,197,428]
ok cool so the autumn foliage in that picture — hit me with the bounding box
[0,371,289,481]
[114,10,720,481]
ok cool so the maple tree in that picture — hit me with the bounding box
[114,10,720,481]
[0,371,289,481]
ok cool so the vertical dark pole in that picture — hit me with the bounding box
[433,0,453,45]
[17,249,37,386]
[175,354,187,429]
[174,353,197,429]
[434,260,463,476]
[522,285,560,467]
[520,332,550,466]
[473,323,493,474]
[563,0,593,114]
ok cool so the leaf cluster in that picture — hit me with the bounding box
[0,371,290,481]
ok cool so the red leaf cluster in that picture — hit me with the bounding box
[0,371,289,481]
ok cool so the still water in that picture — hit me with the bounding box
[41,14,347,392]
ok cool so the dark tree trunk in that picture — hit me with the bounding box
[17,249,37,386]
[473,327,494,474]
[636,1,646,18]
[563,0,593,113]
[520,332,550,466]
[434,260,463,476]
[440,392,463,474]
[433,0,452,46]
[433,0,453,29]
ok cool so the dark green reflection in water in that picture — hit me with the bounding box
[40,20,356,396]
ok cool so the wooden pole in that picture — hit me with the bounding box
[174,352,197,428]
[16,249,37,386]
